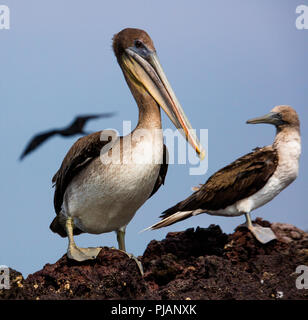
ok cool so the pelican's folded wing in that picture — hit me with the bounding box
[148,144,169,199]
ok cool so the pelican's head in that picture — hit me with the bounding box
[246,105,300,130]
[113,28,205,159]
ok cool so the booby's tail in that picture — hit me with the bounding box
[143,190,204,231]
[145,210,195,230]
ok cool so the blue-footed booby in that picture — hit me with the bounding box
[147,106,301,244]
[50,28,205,265]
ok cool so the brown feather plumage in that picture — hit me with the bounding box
[112,28,155,63]
[50,131,113,236]
[161,146,278,219]
[148,144,168,198]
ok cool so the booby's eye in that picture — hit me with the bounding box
[134,40,143,48]
[274,112,288,125]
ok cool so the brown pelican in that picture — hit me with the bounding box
[20,113,115,160]
[147,106,301,244]
[50,28,204,266]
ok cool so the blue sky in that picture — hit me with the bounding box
[0,0,307,277]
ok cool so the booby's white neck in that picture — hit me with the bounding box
[274,127,301,163]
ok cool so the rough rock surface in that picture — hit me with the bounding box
[1,219,308,300]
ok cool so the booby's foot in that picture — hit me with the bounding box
[111,248,144,276]
[248,224,277,244]
[67,246,102,262]
[241,213,276,244]
[240,222,277,244]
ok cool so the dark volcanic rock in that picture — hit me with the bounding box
[23,247,147,300]
[0,269,24,300]
[1,219,308,300]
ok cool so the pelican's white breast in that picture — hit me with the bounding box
[62,131,163,234]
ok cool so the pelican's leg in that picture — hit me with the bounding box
[114,226,144,276]
[244,213,276,244]
[117,226,127,252]
[66,217,102,262]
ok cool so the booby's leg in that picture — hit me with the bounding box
[114,226,144,276]
[66,217,102,262]
[244,213,276,244]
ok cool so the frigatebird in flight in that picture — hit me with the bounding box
[20,113,115,160]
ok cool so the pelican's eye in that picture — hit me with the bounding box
[132,39,151,59]
[134,40,144,48]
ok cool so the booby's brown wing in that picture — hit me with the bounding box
[161,146,278,219]
[50,131,115,236]
[148,144,169,198]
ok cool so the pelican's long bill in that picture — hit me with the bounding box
[122,48,205,160]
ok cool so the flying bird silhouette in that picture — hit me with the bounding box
[20,113,115,160]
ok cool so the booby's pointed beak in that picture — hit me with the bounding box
[246,112,280,125]
[122,48,205,160]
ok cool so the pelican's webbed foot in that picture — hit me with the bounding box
[66,217,102,262]
[111,248,144,276]
[122,250,144,276]
[115,227,144,276]
[68,245,102,262]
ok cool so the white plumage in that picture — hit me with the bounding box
[62,130,163,234]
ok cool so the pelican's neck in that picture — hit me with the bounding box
[120,74,163,165]
[136,96,162,130]
[124,74,162,131]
